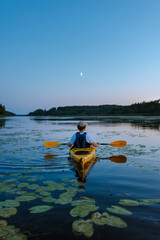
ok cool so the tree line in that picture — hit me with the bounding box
[29,99,160,116]
[0,104,5,115]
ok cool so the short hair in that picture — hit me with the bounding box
[77,121,87,131]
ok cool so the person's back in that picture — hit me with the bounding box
[67,121,100,148]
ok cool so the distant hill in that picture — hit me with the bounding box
[29,99,160,116]
[0,104,16,116]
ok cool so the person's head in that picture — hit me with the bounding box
[77,121,87,131]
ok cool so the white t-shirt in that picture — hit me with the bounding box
[69,132,94,145]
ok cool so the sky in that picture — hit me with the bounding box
[0,0,160,114]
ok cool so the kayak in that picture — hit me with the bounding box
[69,146,96,167]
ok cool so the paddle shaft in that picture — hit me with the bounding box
[44,140,126,148]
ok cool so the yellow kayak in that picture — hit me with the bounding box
[69,146,96,167]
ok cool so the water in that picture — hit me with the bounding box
[0,116,160,240]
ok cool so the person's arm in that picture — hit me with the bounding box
[91,142,100,147]
[67,142,72,147]
[67,133,76,147]
[86,134,100,147]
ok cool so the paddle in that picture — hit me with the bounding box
[44,140,127,149]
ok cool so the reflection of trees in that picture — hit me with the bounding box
[0,119,6,128]
[131,122,160,130]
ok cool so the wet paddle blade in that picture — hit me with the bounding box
[44,141,61,148]
[108,140,127,148]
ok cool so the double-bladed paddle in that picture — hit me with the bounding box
[44,140,127,149]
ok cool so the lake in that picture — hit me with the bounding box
[0,116,160,240]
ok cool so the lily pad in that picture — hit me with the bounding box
[70,205,99,218]
[0,207,17,218]
[0,219,7,227]
[54,196,73,205]
[16,194,37,202]
[29,205,53,213]
[119,199,141,206]
[0,224,27,240]
[1,200,20,208]
[72,219,94,238]
[107,205,132,215]
[138,199,160,205]
[91,212,127,228]
[41,197,56,203]
[71,199,96,207]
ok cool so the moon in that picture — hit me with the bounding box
[80,72,83,76]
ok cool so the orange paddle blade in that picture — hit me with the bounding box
[44,141,61,148]
[108,140,127,148]
[108,155,127,163]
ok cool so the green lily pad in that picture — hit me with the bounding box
[1,200,20,208]
[41,197,56,203]
[72,219,94,238]
[138,199,160,205]
[54,196,73,205]
[61,178,72,182]
[107,205,132,215]
[0,219,7,227]
[39,191,51,197]
[29,205,53,213]
[7,233,28,240]
[119,199,141,206]
[15,194,37,202]
[43,181,66,190]
[70,205,99,218]
[17,183,29,188]
[0,207,17,218]
[0,224,27,240]
[91,212,127,228]
[4,178,18,183]
[71,199,96,207]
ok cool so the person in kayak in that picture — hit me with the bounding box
[67,121,100,148]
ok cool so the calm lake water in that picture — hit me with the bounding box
[0,116,160,240]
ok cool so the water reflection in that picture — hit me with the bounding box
[30,115,160,130]
[69,157,98,183]
[0,119,6,128]
[131,122,160,130]
[69,154,127,184]
[100,155,127,163]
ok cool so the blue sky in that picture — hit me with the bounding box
[0,0,160,114]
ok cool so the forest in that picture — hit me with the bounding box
[29,99,160,116]
[0,104,5,115]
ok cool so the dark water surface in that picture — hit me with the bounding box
[0,116,160,240]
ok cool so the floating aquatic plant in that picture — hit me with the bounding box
[91,212,127,228]
[41,196,56,203]
[70,204,99,218]
[0,219,7,227]
[1,199,20,208]
[17,183,29,188]
[4,178,18,183]
[119,198,160,207]
[29,205,53,214]
[138,199,160,205]
[0,223,27,240]
[16,194,37,202]
[54,193,73,205]
[72,219,94,238]
[39,191,51,197]
[43,180,66,191]
[107,205,132,215]
[119,199,141,206]
[0,207,17,218]
[71,199,96,207]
